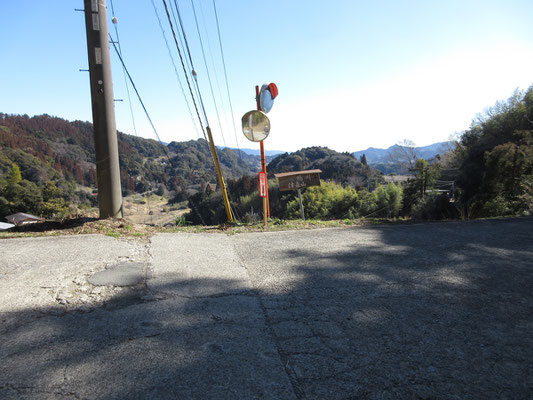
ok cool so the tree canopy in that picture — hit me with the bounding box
[452,87,533,217]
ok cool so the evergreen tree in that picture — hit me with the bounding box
[7,163,22,184]
[454,86,533,217]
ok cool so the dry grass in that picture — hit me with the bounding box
[0,218,157,239]
[122,194,189,226]
[0,217,382,239]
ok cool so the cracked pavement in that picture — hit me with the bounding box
[1,218,532,399]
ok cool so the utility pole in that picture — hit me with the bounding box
[83,0,123,218]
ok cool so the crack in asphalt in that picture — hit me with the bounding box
[0,384,84,399]
[231,237,304,400]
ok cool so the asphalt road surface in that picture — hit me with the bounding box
[1,218,532,399]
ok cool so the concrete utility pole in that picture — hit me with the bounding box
[83,0,123,218]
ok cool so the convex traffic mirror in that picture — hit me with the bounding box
[259,83,278,113]
[241,110,270,142]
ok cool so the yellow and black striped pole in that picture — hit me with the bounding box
[206,126,234,223]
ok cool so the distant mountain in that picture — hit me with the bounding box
[353,141,452,164]
[417,142,453,159]
[225,147,285,157]
[353,141,453,174]
[216,147,283,170]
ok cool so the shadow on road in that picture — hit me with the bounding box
[1,218,532,399]
[9,217,99,233]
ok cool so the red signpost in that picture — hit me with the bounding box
[255,85,270,219]
[241,83,277,227]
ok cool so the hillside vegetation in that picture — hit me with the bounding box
[267,146,383,187]
[187,85,533,225]
[0,114,255,219]
[451,88,533,218]
[1,84,532,225]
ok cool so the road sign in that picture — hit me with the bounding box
[274,169,322,191]
[259,172,267,197]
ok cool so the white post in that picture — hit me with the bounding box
[298,189,305,221]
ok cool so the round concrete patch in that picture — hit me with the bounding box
[88,262,145,286]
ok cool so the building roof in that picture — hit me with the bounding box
[383,174,412,183]
[0,222,15,231]
[5,212,45,226]
[274,169,322,178]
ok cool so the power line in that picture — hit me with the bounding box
[190,0,227,147]
[108,0,138,137]
[161,0,238,223]
[168,0,204,125]
[212,0,242,156]
[169,0,211,128]
[198,0,231,144]
[172,0,196,78]
[109,36,170,159]
[199,1,225,104]
[150,0,200,139]
[168,2,193,86]
[194,2,242,220]
[161,0,209,136]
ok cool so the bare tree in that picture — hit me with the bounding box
[387,139,420,172]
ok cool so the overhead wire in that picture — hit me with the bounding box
[161,0,209,137]
[194,0,242,221]
[110,37,201,225]
[212,0,242,158]
[161,0,240,222]
[209,0,247,219]
[108,0,138,137]
[106,1,231,225]
[169,0,204,119]
[108,0,146,222]
[172,0,196,79]
[198,0,231,146]
[169,0,211,128]
[190,0,227,147]
[150,0,201,139]
[109,36,171,161]
[199,1,226,107]
[169,1,192,73]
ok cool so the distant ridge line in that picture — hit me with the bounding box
[353,141,452,164]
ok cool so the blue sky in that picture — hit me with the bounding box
[1,0,533,152]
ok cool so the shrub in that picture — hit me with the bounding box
[285,181,359,220]
[374,183,403,217]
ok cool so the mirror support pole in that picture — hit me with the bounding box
[256,86,270,220]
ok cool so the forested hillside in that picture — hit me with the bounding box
[186,147,390,225]
[188,86,533,225]
[167,139,256,189]
[450,87,533,218]
[0,114,256,218]
[266,146,383,187]
[2,83,532,225]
